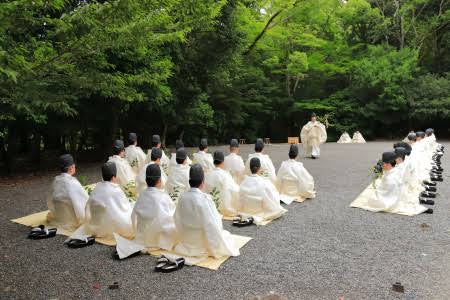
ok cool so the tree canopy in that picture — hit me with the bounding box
[1,0,449,173]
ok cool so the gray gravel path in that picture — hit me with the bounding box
[1,142,449,299]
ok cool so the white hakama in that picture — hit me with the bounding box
[174,188,239,258]
[47,173,89,231]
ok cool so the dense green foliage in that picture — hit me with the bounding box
[0,0,449,173]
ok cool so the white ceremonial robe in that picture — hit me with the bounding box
[145,149,171,173]
[192,151,215,173]
[107,155,136,186]
[114,187,177,258]
[135,162,167,196]
[300,121,327,157]
[238,174,287,223]
[70,181,133,240]
[174,188,240,258]
[352,131,366,143]
[224,153,246,184]
[169,153,192,172]
[124,145,147,175]
[47,173,89,231]
[205,167,240,217]
[165,164,190,202]
[276,159,316,203]
[337,132,352,143]
[245,152,277,184]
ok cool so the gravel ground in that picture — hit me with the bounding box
[0,141,449,300]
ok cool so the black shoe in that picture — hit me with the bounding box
[421,192,436,198]
[431,177,443,182]
[424,208,433,214]
[425,186,437,192]
[424,181,437,187]
[420,198,435,205]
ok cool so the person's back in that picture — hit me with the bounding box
[124,133,146,174]
[245,139,276,183]
[192,138,214,173]
[166,148,190,202]
[47,154,88,230]
[107,140,136,186]
[136,148,167,195]
[174,164,239,258]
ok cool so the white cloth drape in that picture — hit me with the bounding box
[276,159,316,203]
[165,164,190,202]
[224,153,246,184]
[192,151,215,173]
[300,121,327,156]
[337,132,352,143]
[107,155,136,186]
[352,131,366,143]
[205,167,240,217]
[124,145,147,174]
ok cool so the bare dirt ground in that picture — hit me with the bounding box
[1,141,449,299]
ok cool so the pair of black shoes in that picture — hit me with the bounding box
[419,198,435,205]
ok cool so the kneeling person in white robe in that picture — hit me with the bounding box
[169,140,192,171]
[224,139,246,184]
[145,134,170,174]
[115,164,177,259]
[107,140,135,186]
[124,133,146,175]
[166,148,190,202]
[277,145,316,204]
[192,138,215,173]
[136,147,167,196]
[245,138,277,184]
[205,151,240,217]
[70,162,134,241]
[47,154,89,230]
[174,164,239,258]
[239,158,287,224]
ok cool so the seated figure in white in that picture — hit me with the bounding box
[47,154,89,231]
[145,134,170,174]
[224,139,246,184]
[245,138,276,184]
[124,133,146,175]
[205,150,240,217]
[115,164,177,259]
[107,140,135,186]
[239,157,287,224]
[174,164,240,258]
[70,162,134,240]
[276,145,316,204]
[166,148,190,202]
[136,147,167,196]
[169,140,192,172]
[192,138,215,173]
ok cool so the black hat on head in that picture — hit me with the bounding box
[382,151,396,164]
[128,133,137,144]
[250,157,261,174]
[230,139,239,148]
[255,138,264,152]
[189,164,204,182]
[175,139,184,150]
[146,164,161,180]
[394,147,407,160]
[176,148,187,161]
[394,142,412,156]
[151,147,162,161]
[213,150,225,164]
[407,133,416,141]
[416,131,425,138]
[311,112,317,118]
[152,134,161,145]
[59,154,75,171]
[199,138,208,150]
[289,144,299,158]
[425,128,434,136]
[102,162,117,181]
[113,140,125,151]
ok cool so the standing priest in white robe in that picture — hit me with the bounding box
[245,138,277,184]
[145,134,170,174]
[136,147,167,196]
[224,139,246,184]
[205,151,240,217]
[115,164,177,258]
[47,154,89,231]
[193,138,215,173]
[174,164,240,258]
[107,140,135,186]
[166,148,191,202]
[124,133,146,175]
[277,145,316,204]
[239,158,287,224]
[300,112,327,159]
[70,162,134,240]
[170,140,192,171]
